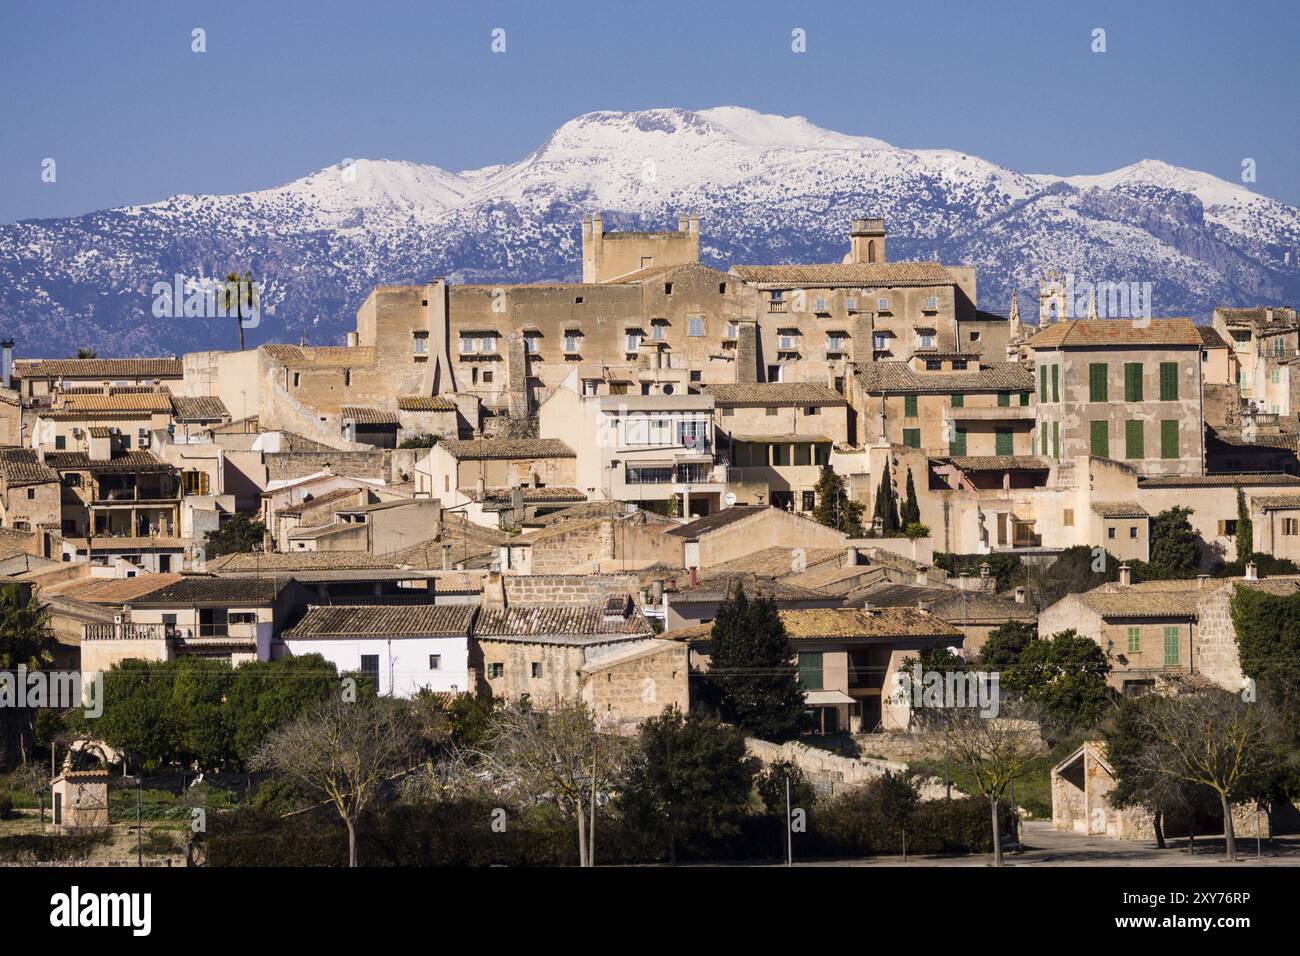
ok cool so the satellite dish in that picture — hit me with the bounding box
[724,491,737,507]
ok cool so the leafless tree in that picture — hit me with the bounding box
[1130,689,1282,861]
[477,701,628,866]
[918,700,1044,867]
[250,695,419,867]
[8,762,51,823]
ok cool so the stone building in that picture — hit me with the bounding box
[0,448,60,532]
[665,504,848,570]
[414,437,579,526]
[1025,318,1206,476]
[12,357,183,402]
[1212,306,1299,411]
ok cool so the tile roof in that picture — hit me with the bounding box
[860,583,1035,622]
[664,505,769,538]
[439,438,575,460]
[275,487,367,516]
[702,382,847,407]
[521,499,664,529]
[1075,581,1205,619]
[172,395,230,421]
[261,344,377,368]
[1024,318,1203,349]
[397,395,457,412]
[939,455,1051,472]
[706,546,843,578]
[461,485,587,504]
[730,262,956,287]
[341,406,399,426]
[283,604,473,639]
[51,392,174,414]
[206,551,397,572]
[1196,325,1229,348]
[779,607,962,640]
[1138,473,1300,488]
[68,573,185,605]
[1251,495,1300,511]
[43,450,175,474]
[473,603,651,640]
[0,449,58,486]
[1091,502,1150,518]
[675,574,840,604]
[13,358,182,380]
[1234,575,1300,597]
[855,361,1033,394]
[127,576,291,606]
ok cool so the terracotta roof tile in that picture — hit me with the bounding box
[1024,318,1203,349]
[1138,473,1300,488]
[1091,502,1150,518]
[939,455,1051,472]
[440,438,574,460]
[283,604,472,639]
[172,395,230,421]
[855,361,1033,394]
[397,395,457,412]
[0,449,58,486]
[779,606,962,640]
[702,382,847,407]
[127,576,291,606]
[474,603,651,640]
[731,262,956,287]
[341,406,399,426]
[13,358,182,380]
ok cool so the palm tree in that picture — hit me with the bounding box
[221,271,256,350]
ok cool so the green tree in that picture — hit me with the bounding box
[1146,506,1201,579]
[1003,629,1113,738]
[707,585,806,741]
[1235,487,1253,563]
[619,706,759,863]
[979,620,1036,671]
[220,271,257,351]
[92,660,177,767]
[755,759,817,815]
[202,513,266,558]
[901,467,921,527]
[167,657,235,768]
[873,460,901,535]
[1032,546,1121,608]
[811,466,864,536]
[74,347,97,359]
[1230,584,1300,721]
[877,770,920,859]
[226,654,340,761]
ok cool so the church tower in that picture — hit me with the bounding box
[1008,288,1023,342]
[1039,270,1068,325]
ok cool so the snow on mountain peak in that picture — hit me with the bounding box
[695,106,892,152]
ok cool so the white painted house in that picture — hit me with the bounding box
[280,604,473,697]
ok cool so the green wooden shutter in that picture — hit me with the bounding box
[1051,364,1059,402]
[1040,365,1048,402]
[1090,420,1109,457]
[1127,627,1141,654]
[904,394,918,417]
[997,391,1010,407]
[1124,363,1144,402]
[1039,421,1047,455]
[1161,420,1178,458]
[903,428,921,449]
[1160,362,1178,400]
[949,428,967,456]
[995,428,1013,456]
[1052,421,1060,459]
[1020,390,1030,406]
[1125,420,1144,459]
[951,393,964,407]
[1163,627,1180,666]
[1089,363,1108,402]
[798,652,824,690]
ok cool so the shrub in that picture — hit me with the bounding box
[0,790,13,820]
[0,831,110,863]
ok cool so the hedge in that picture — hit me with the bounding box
[0,831,111,863]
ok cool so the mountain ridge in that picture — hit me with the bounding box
[2,106,1297,357]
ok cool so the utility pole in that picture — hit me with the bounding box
[135,774,143,867]
[785,776,793,866]
[589,742,597,868]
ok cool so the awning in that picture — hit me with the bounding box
[804,690,855,706]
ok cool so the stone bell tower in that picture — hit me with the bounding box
[1039,270,1068,325]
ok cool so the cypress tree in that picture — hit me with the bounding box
[1236,487,1253,562]
[707,585,806,741]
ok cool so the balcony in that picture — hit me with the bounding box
[768,301,788,313]
[945,405,1034,422]
[84,623,169,642]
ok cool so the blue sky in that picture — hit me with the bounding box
[2,0,1297,223]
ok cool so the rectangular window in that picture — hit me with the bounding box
[531,662,543,678]
[802,491,816,511]
[902,428,921,449]
[1159,362,1179,401]
[1127,627,1141,654]
[1020,391,1031,407]
[724,321,738,339]
[1125,420,1144,459]
[1039,365,1048,402]
[1063,508,1074,527]
[918,333,935,349]
[997,391,1010,407]
[428,655,441,670]
[688,316,704,337]
[951,393,964,407]
[995,428,1013,456]
[949,428,968,456]
[1272,368,1281,385]
[1163,627,1180,666]
[652,323,666,341]
[826,333,846,352]
[874,333,889,351]
[626,333,641,352]
[1090,420,1109,458]
[814,297,827,312]
[1160,420,1179,458]
[55,435,66,450]
[778,332,799,350]
[1124,363,1144,402]
[904,394,918,418]
[926,295,939,309]
[488,662,504,679]
[413,332,428,354]
[797,652,824,690]
[1285,518,1299,536]
[564,333,581,352]
[360,655,380,691]
[1089,363,1109,402]
[878,297,890,311]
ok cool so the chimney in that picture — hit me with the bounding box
[476,476,486,500]
[688,567,698,589]
[678,214,690,234]
[1118,564,1132,587]
[1014,585,1027,604]
[862,600,876,616]
[346,331,359,348]
[957,572,969,591]
[481,570,507,609]
[441,543,451,570]
[1245,560,1258,581]
[848,217,886,264]
[1196,573,1211,589]
[321,462,332,476]
[979,562,991,579]
[688,214,700,236]
[915,568,928,586]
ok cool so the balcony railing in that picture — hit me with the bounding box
[84,623,169,642]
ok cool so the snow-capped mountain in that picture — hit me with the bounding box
[2,106,1298,357]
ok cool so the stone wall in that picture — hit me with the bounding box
[581,640,688,726]
[502,573,639,606]
[1193,584,1248,690]
[747,738,948,800]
